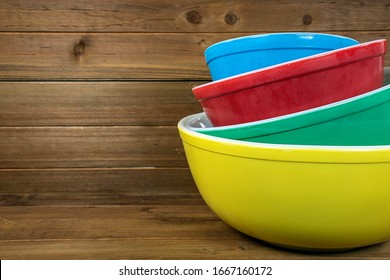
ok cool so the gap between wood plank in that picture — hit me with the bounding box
[0,167,190,171]
[0,79,211,82]
[0,29,390,34]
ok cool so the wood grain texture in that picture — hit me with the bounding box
[0,32,389,80]
[0,32,210,80]
[2,0,390,261]
[0,194,205,207]
[0,167,201,206]
[0,126,186,168]
[0,206,223,240]
[0,206,389,260]
[0,82,201,126]
[0,0,389,32]
[0,168,197,195]
[2,239,389,260]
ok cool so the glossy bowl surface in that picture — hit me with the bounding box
[178,116,390,250]
[194,39,387,126]
[189,83,390,146]
[206,32,359,80]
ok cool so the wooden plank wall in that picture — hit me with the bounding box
[0,0,390,259]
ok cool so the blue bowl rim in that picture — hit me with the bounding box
[205,32,359,65]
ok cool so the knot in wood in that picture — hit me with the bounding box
[73,41,85,56]
[238,245,246,251]
[186,10,202,24]
[198,38,208,47]
[225,12,239,25]
[302,14,313,25]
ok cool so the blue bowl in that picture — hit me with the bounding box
[205,33,359,80]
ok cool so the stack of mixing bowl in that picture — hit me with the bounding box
[178,33,390,251]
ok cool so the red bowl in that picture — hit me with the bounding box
[193,39,387,126]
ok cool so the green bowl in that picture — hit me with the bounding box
[189,79,390,146]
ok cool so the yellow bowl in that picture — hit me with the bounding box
[178,114,390,251]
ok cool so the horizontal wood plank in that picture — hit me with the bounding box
[0,32,210,80]
[0,206,389,259]
[0,168,197,195]
[0,206,225,240]
[1,238,389,260]
[0,32,389,80]
[0,126,187,168]
[0,167,201,206]
[0,82,202,126]
[0,194,204,206]
[0,0,389,33]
